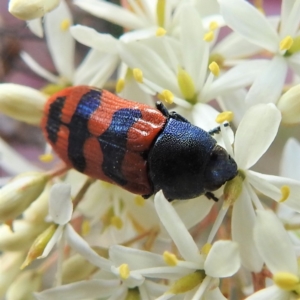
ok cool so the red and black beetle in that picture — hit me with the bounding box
[41,86,237,201]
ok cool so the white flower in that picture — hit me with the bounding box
[245,210,300,300]
[210,103,300,272]
[219,0,300,107]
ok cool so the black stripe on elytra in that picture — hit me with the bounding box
[67,89,102,172]
[99,108,142,186]
[46,96,66,144]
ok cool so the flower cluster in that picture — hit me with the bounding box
[1,0,300,299]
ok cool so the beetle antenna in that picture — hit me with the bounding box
[208,122,229,136]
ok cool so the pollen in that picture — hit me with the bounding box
[110,216,123,229]
[203,31,214,42]
[116,78,125,93]
[156,27,167,36]
[216,111,234,123]
[273,272,299,291]
[163,251,178,266]
[280,36,294,51]
[279,185,290,202]
[60,19,71,31]
[133,68,143,83]
[39,153,54,163]
[158,89,174,104]
[209,61,220,77]
[209,21,219,31]
[134,195,145,206]
[81,220,91,236]
[119,263,130,280]
[201,243,212,255]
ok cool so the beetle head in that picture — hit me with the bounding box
[204,145,238,191]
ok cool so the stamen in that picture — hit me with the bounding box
[216,111,234,123]
[201,243,212,256]
[60,19,71,31]
[119,264,130,280]
[116,78,125,93]
[134,195,145,206]
[279,185,290,202]
[81,220,91,236]
[156,27,166,36]
[203,31,214,42]
[39,153,54,163]
[156,0,166,27]
[133,68,143,83]
[163,251,178,266]
[209,61,220,77]
[209,21,219,31]
[110,216,123,229]
[280,36,294,51]
[158,90,174,104]
[273,272,299,291]
[177,67,196,101]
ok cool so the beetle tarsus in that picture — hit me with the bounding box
[156,102,170,117]
[208,122,229,136]
[205,192,219,202]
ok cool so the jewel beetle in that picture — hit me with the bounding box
[41,86,237,201]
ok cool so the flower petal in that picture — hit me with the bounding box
[232,187,263,272]
[245,285,290,300]
[245,56,287,106]
[205,287,228,300]
[254,210,298,275]
[154,192,202,264]
[65,225,112,271]
[34,279,120,300]
[219,0,279,52]
[234,104,281,169]
[44,0,75,81]
[279,0,300,38]
[27,19,43,38]
[204,240,240,278]
[49,183,72,225]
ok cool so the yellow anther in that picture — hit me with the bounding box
[168,270,205,294]
[223,170,245,208]
[119,264,130,280]
[81,220,91,236]
[215,111,234,123]
[201,243,212,256]
[60,19,71,31]
[39,153,54,163]
[156,27,166,36]
[286,36,300,55]
[273,272,299,291]
[116,78,125,93]
[209,61,220,77]
[134,195,145,206]
[133,68,143,83]
[110,216,123,229]
[177,67,196,102]
[156,0,166,27]
[209,21,219,31]
[163,251,178,266]
[279,185,290,202]
[253,0,265,14]
[280,36,294,51]
[158,90,174,104]
[209,53,225,68]
[203,31,214,42]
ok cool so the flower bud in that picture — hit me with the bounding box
[6,270,42,300]
[9,0,60,20]
[0,172,49,222]
[277,84,300,125]
[0,84,46,125]
[0,252,24,297]
[0,220,48,252]
[22,224,57,269]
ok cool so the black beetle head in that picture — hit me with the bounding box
[203,145,238,191]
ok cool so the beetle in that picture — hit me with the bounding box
[41,86,237,201]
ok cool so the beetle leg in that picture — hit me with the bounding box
[205,191,219,202]
[208,122,229,136]
[169,112,189,123]
[156,101,170,117]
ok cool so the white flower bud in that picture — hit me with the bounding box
[0,172,49,222]
[0,84,46,125]
[277,84,300,125]
[6,270,42,300]
[0,252,24,297]
[9,0,60,20]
